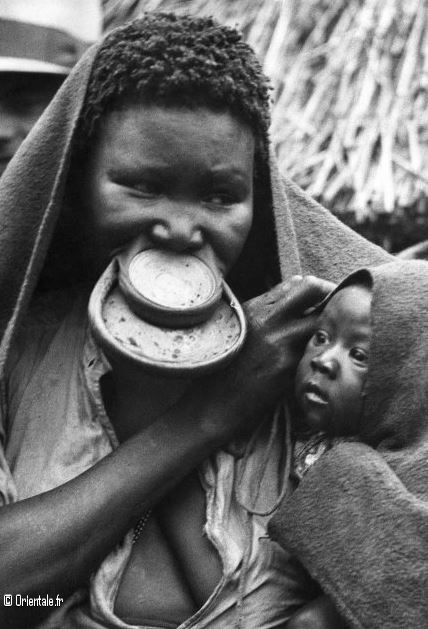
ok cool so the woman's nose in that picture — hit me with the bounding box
[149,212,204,252]
[310,351,338,378]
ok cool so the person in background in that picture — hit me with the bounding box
[0,0,102,177]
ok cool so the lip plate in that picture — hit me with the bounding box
[120,249,223,328]
[88,258,248,376]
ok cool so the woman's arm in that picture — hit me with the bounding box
[0,275,332,628]
[0,397,226,628]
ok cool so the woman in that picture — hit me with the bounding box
[0,13,389,628]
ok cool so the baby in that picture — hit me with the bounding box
[272,260,428,629]
[277,274,372,628]
[291,275,371,482]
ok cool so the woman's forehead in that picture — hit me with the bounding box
[93,104,256,174]
[102,102,255,139]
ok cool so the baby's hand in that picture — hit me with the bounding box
[286,595,348,629]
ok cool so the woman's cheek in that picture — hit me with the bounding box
[226,215,254,264]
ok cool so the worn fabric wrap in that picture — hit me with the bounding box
[269,260,428,629]
[0,45,98,376]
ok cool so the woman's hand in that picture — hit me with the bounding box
[186,275,335,440]
[286,595,348,629]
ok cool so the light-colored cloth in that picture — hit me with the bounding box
[5,297,316,628]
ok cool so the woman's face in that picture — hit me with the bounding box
[81,104,255,278]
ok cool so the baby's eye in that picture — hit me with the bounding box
[350,347,369,364]
[312,330,329,346]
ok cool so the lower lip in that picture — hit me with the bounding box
[304,390,328,406]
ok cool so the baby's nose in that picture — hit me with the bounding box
[310,352,338,378]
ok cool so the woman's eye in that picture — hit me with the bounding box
[205,192,235,206]
[312,330,329,346]
[131,181,161,196]
[350,347,368,364]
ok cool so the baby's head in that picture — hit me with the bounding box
[295,280,372,437]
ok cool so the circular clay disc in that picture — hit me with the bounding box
[104,287,242,368]
[128,250,220,310]
[88,260,247,375]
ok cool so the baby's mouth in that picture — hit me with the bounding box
[303,382,329,406]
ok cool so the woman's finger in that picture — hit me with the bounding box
[265,275,336,317]
[285,275,336,313]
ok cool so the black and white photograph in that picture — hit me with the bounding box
[0,1,427,627]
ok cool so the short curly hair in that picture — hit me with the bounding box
[79,12,272,160]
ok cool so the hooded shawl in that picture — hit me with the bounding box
[269,260,428,629]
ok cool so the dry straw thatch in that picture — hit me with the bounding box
[102,0,428,224]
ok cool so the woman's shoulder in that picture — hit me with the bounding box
[7,286,89,381]
[23,286,88,329]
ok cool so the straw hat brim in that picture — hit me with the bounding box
[0,56,70,75]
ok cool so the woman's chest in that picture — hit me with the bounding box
[114,472,224,626]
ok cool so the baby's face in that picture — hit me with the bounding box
[81,103,255,278]
[295,285,372,436]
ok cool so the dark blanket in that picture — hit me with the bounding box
[269,260,428,629]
